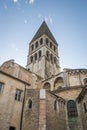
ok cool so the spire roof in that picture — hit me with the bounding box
[30,21,58,45]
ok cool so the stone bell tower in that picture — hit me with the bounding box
[26,21,60,79]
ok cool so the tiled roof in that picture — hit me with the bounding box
[30,21,58,45]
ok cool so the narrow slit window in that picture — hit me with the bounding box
[35,41,38,48]
[50,42,52,49]
[54,100,57,111]
[35,53,37,61]
[31,56,33,63]
[46,51,49,58]
[84,102,87,113]
[39,50,42,58]
[54,57,56,64]
[54,46,56,52]
[40,38,43,45]
[31,44,34,51]
[28,99,32,109]
[46,38,49,45]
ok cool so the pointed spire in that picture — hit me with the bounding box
[30,21,57,45]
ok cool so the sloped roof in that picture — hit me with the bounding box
[76,86,87,103]
[30,21,58,45]
[0,60,42,85]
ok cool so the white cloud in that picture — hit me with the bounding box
[24,20,28,24]
[16,48,19,51]
[49,16,53,24]
[13,0,18,3]
[4,4,8,10]
[29,0,35,4]
[37,13,53,24]
[45,16,53,24]
[45,17,48,22]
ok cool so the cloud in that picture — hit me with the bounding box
[37,13,53,24]
[4,4,8,10]
[24,19,28,24]
[45,16,53,24]
[45,17,48,22]
[29,0,35,4]
[49,16,53,24]
[13,0,18,3]
[15,48,19,51]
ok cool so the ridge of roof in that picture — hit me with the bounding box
[30,21,58,45]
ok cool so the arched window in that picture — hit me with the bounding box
[31,44,34,51]
[54,57,56,64]
[54,100,57,110]
[84,78,87,85]
[28,99,32,109]
[31,56,33,63]
[83,102,87,113]
[39,50,42,58]
[40,38,43,45]
[46,38,49,45]
[54,100,59,112]
[54,46,56,52]
[67,100,78,117]
[35,53,37,61]
[35,41,38,48]
[43,82,51,90]
[54,77,64,90]
[50,54,53,63]
[46,51,49,58]
[50,42,52,49]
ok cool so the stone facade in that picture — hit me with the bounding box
[22,89,66,130]
[0,60,40,130]
[46,92,66,130]
[0,21,87,130]
[0,70,28,130]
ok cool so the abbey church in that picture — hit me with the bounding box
[0,21,87,130]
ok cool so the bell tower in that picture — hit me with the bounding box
[26,21,60,79]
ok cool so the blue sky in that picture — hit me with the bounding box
[0,0,87,70]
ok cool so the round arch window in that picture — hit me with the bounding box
[40,38,43,45]
[54,77,64,90]
[43,82,51,90]
[67,100,78,117]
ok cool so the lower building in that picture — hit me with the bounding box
[0,60,87,130]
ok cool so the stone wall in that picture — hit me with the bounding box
[0,60,41,89]
[41,70,87,91]
[22,89,66,130]
[22,89,40,130]
[46,92,67,130]
[0,72,27,130]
